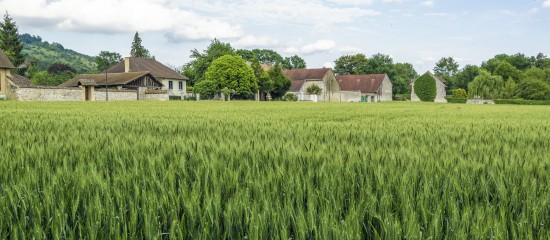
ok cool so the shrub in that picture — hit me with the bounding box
[169,96,181,101]
[494,99,550,105]
[514,78,550,100]
[282,93,298,101]
[394,94,411,101]
[413,73,437,102]
[306,84,322,95]
[452,88,467,98]
[445,97,467,104]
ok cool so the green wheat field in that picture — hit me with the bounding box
[1,101,549,239]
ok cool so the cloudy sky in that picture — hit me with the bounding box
[1,0,549,73]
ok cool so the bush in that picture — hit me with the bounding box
[306,84,322,95]
[494,99,550,105]
[452,88,467,98]
[394,94,410,101]
[282,93,298,101]
[514,78,550,100]
[185,95,197,101]
[169,96,181,101]
[445,97,467,104]
[413,73,436,102]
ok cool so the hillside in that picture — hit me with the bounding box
[20,33,97,74]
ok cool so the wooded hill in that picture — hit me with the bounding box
[20,33,96,74]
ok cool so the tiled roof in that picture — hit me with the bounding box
[289,79,306,92]
[59,72,160,87]
[337,74,388,93]
[0,51,15,69]
[283,68,331,81]
[107,57,188,80]
[7,74,33,87]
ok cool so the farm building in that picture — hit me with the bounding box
[411,72,447,103]
[337,74,393,102]
[107,57,188,97]
[283,68,342,102]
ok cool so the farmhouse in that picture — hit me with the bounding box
[410,71,447,103]
[284,68,341,102]
[337,74,393,102]
[107,57,188,97]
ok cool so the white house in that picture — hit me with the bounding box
[107,57,188,97]
[336,74,393,102]
[284,68,341,102]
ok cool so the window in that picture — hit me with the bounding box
[168,81,173,90]
[178,81,183,90]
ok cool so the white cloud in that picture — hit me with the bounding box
[544,1,550,8]
[233,35,280,48]
[422,0,434,7]
[324,62,335,68]
[0,0,244,42]
[338,47,363,55]
[285,40,337,55]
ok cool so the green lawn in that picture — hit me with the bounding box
[1,102,549,239]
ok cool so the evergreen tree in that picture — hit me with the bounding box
[0,11,24,69]
[130,32,150,58]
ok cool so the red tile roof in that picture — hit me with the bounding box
[337,74,388,93]
[284,68,331,81]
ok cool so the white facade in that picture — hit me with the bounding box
[162,79,187,97]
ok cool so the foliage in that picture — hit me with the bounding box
[445,97,468,103]
[237,49,283,65]
[454,65,480,90]
[434,57,459,78]
[413,72,437,102]
[502,78,517,99]
[365,53,394,76]
[333,54,369,75]
[0,12,24,69]
[20,33,96,73]
[204,55,257,99]
[468,70,504,99]
[482,53,534,72]
[47,62,76,74]
[392,63,418,95]
[30,70,74,86]
[494,99,550,105]
[95,51,122,71]
[184,39,236,86]
[251,59,273,97]
[130,32,150,58]
[452,88,467,98]
[306,84,322,95]
[393,94,410,101]
[282,55,306,70]
[514,78,550,100]
[267,63,291,99]
[1,102,550,239]
[193,79,218,99]
[493,61,520,82]
[169,95,182,100]
[281,93,298,101]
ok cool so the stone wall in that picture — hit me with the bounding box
[94,89,137,101]
[11,87,83,101]
[332,91,362,102]
[145,93,169,101]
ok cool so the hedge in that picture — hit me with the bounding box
[445,97,467,104]
[494,99,550,105]
[413,73,436,102]
[169,96,182,101]
[394,94,411,101]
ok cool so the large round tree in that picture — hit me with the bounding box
[414,72,437,102]
[203,55,258,99]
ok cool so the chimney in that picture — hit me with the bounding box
[124,57,130,73]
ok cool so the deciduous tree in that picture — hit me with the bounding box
[95,51,122,71]
[282,55,306,70]
[203,55,258,99]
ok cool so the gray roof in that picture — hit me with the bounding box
[0,51,15,69]
[60,72,163,87]
[107,57,188,80]
[7,74,33,87]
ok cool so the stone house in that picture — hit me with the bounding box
[284,68,341,102]
[336,74,393,102]
[107,57,188,97]
[411,71,447,103]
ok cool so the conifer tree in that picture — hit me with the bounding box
[130,32,150,58]
[0,11,24,68]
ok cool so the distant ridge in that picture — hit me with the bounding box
[20,33,97,73]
